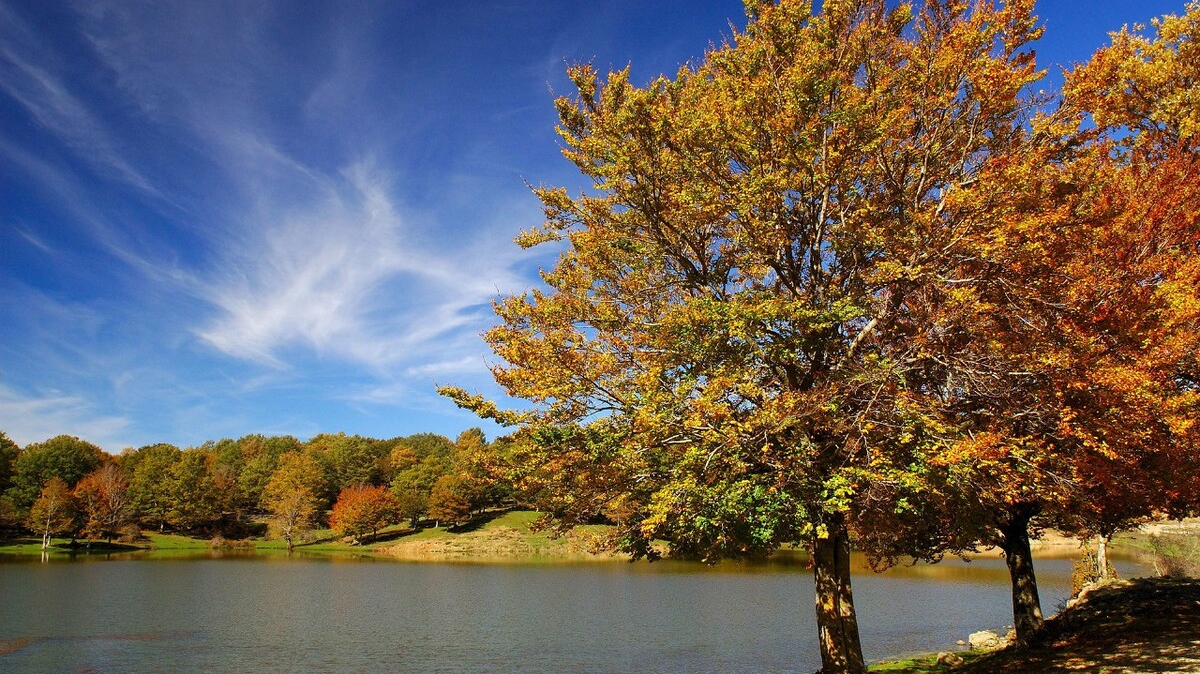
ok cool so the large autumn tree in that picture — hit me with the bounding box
[124,443,181,532]
[163,451,221,532]
[922,0,1200,645]
[444,0,1043,671]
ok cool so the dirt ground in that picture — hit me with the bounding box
[958,577,1200,673]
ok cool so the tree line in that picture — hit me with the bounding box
[441,1,1200,673]
[0,428,514,552]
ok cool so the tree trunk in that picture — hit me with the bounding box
[999,509,1044,646]
[1096,534,1110,581]
[812,516,866,674]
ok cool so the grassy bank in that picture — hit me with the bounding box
[375,510,623,563]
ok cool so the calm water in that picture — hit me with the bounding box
[0,551,1146,673]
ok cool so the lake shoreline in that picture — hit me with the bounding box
[871,576,1200,673]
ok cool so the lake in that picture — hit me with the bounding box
[0,551,1146,673]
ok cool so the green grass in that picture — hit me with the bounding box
[869,650,989,672]
[0,538,58,555]
[140,532,212,550]
[0,537,143,558]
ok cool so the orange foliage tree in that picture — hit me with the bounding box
[923,0,1200,644]
[329,485,399,544]
[74,464,133,545]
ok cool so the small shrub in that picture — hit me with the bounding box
[1071,545,1118,596]
[117,524,143,544]
[208,535,255,549]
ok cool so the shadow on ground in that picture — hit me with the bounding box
[959,577,1200,673]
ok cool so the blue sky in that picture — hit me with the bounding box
[0,0,1187,452]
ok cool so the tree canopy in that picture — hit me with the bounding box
[443,0,1200,669]
[444,0,1052,670]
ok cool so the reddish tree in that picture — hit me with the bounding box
[74,464,133,544]
[329,485,399,544]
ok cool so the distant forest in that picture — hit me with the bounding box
[0,428,515,549]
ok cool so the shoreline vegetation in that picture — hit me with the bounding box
[5,508,1190,565]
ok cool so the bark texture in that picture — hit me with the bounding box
[1000,509,1045,646]
[1097,535,1110,581]
[813,516,866,674]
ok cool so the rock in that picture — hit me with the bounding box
[955,639,966,646]
[968,629,1003,650]
[936,651,965,667]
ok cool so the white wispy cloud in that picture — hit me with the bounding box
[59,0,543,384]
[0,383,130,451]
[0,5,157,196]
[195,157,534,376]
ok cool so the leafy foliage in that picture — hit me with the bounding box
[6,435,103,511]
[26,477,80,548]
[74,464,133,544]
[163,451,221,532]
[0,431,18,495]
[444,1,1047,670]
[262,453,325,551]
[329,484,400,543]
[124,443,181,531]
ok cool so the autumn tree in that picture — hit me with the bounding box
[237,435,302,515]
[262,452,325,551]
[26,477,80,550]
[383,443,419,483]
[74,464,133,544]
[329,485,399,544]
[444,1,1043,671]
[921,1,1200,644]
[389,436,455,526]
[0,496,18,531]
[308,432,387,499]
[427,473,479,527]
[454,428,514,511]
